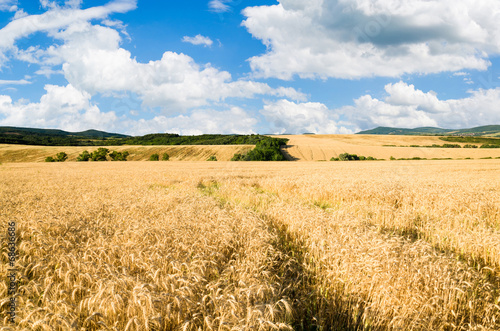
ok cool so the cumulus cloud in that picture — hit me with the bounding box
[0,0,137,64]
[208,0,231,13]
[182,34,213,47]
[41,22,305,113]
[130,107,258,136]
[0,84,259,135]
[341,82,500,130]
[261,83,500,134]
[242,0,500,79]
[0,0,17,12]
[0,84,118,131]
[260,99,352,134]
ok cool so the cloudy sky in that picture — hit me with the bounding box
[0,0,499,135]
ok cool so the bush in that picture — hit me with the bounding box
[442,144,461,148]
[207,155,217,161]
[56,152,68,162]
[231,153,246,161]
[463,144,478,148]
[91,148,109,161]
[480,144,500,148]
[149,153,159,161]
[162,153,170,161]
[77,150,91,162]
[339,153,359,161]
[45,152,67,162]
[109,151,129,161]
[228,137,288,161]
[331,153,377,161]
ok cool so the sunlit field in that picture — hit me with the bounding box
[278,135,500,161]
[1,160,500,330]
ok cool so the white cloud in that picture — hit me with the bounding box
[340,82,500,130]
[0,79,31,85]
[0,0,137,64]
[261,83,500,134]
[42,22,305,113]
[182,34,213,47]
[34,66,64,78]
[0,82,260,135]
[242,0,500,79]
[129,107,258,136]
[260,99,352,134]
[0,0,17,12]
[0,84,118,131]
[208,0,231,13]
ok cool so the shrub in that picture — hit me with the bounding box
[480,144,500,148]
[442,144,461,148]
[109,151,129,161]
[77,150,91,162]
[56,152,68,162]
[162,153,170,161]
[149,153,159,161]
[91,148,109,161]
[231,153,246,161]
[339,153,359,161]
[331,153,377,161]
[390,156,396,160]
[228,137,288,161]
[207,155,217,161]
[463,144,478,148]
[45,152,67,162]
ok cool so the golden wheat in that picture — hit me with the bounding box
[1,160,499,330]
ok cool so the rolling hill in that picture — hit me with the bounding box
[277,134,500,161]
[357,125,500,136]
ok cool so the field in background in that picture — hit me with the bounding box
[1,160,500,330]
[279,135,500,160]
[0,144,254,162]
[1,134,500,163]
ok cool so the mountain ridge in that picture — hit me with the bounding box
[357,125,500,136]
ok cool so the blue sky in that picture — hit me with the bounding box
[0,0,500,135]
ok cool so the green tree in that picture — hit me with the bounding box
[149,153,159,161]
[161,153,170,161]
[231,153,245,161]
[45,156,55,162]
[77,150,91,161]
[91,148,109,161]
[109,151,130,161]
[55,152,68,162]
[207,155,217,161]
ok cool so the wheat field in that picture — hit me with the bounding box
[278,135,500,161]
[1,160,500,330]
[0,144,255,163]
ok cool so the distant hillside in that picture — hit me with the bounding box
[0,126,288,151]
[0,126,129,138]
[357,125,500,136]
[0,126,130,145]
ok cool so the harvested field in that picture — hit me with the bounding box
[0,144,254,163]
[1,160,500,330]
[278,135,500,161]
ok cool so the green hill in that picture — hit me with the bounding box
[0,126,287,148]
[357,125,500,136]
[0,126,129,145]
